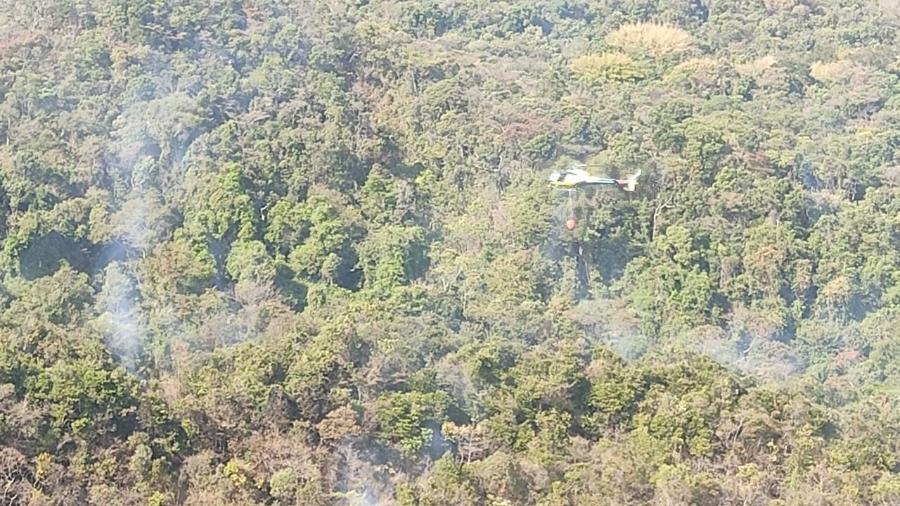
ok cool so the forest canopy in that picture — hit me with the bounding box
[1,0,900,504]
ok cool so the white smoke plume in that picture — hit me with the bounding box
[97,258,145,374]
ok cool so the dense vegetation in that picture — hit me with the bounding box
[2,0,900,504]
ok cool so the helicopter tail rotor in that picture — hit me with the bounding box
[618,170,641,192]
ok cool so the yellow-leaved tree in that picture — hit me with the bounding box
[605,22,693,57]
[569,52,646,83]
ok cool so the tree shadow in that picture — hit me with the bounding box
[19,231,89,280]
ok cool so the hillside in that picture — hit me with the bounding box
[1,0,900,504]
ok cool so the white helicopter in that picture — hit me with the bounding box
[546,165,641,230]
[547,166,641,192]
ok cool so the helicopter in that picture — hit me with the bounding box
[547,166,642,230]
[547,167,642,192]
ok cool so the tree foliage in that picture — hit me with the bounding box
[1,0,899,503]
